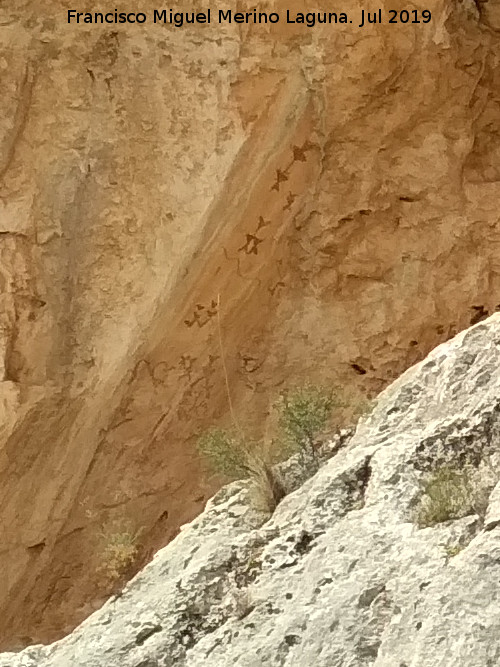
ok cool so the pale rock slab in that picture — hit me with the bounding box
[2,315,500,665]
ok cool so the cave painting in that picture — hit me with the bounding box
[256,216,272,232]
[270,168,289,192]
[238,233,264,256]
[185,138,317,330]
[175,139,319,446]
[270,139,316,192]
[184,300,218,328]
[268,280,286,296]
[283,192,297,211]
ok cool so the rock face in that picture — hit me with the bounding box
[1,0,500,648]
[3,314,500,666]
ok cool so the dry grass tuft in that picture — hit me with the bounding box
[414,464,492,528]
[197,429,285,515]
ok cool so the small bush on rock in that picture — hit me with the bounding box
[197,429,285,514]
[98,519,141,582]
[277,384,341,466]
[197,384,359,515]
[197,428,249,480]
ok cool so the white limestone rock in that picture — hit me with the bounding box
[4,315,500,665]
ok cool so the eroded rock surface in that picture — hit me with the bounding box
[1,0,500,647]
[3,314,500,666]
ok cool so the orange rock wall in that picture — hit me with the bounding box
[0,0,498,648]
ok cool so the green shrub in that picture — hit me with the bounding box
[197,384,349,514]
[414,465,487,528]
[197,428,285,514]
[277,384,339,462]
[197,427,249,480]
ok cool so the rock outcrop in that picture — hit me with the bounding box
[3,314,500,666]
[1,0,500,647]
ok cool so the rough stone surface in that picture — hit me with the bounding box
[3,314,500,665]
[1,0,500,648]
